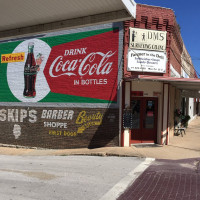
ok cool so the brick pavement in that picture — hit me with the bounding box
[118,158,200,200]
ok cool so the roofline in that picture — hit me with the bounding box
[137,3,173,11]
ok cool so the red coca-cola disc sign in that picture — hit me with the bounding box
[44,30,119,101]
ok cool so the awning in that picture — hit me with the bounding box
[127,75,200,98]
[0,0,136,33]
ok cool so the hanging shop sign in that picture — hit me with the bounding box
[129,28,167,52]
[127,49,167,73]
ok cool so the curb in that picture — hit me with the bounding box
[100,158,155,200]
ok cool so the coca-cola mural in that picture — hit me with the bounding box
[4,39,51,103]
[0,23,123,148]
[0,25,122,103]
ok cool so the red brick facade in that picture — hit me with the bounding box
[121,4,198,147]
[123,4,196,79]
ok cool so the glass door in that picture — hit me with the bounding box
[131,97,158,144]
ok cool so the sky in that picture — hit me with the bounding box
[135,0,200,77]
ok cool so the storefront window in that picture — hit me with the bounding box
[131,100,140,129]
[144,100,155,129]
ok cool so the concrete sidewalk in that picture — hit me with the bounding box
[0,117,200,160]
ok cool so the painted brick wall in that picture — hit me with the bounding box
[0,22,123,149]
[0,107,119,149]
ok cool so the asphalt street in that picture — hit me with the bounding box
[0,155,149,200]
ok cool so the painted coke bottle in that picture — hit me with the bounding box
[23,42,37,97]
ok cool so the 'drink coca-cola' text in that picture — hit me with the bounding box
[49,50,115,77]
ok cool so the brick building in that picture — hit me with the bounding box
[0,1,199,149]
[121,4,200,146]
[0,0,136,149]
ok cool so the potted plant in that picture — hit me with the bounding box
[181,115,191,128]
[174,108,182,126]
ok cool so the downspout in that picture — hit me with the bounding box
[119,79,123,146]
